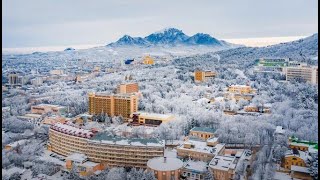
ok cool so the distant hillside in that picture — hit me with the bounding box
[173,33,318,67]
[215,33,318,62]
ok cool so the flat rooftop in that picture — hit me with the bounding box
[183,160,208,172]
[178,139,225,154]
[136,112,174,120]
[89,132,165,147]
[33,104,66,108]
[209,155,237,171]
[190,127,216,134]
[147,157,183,171]
[291,165,311,174]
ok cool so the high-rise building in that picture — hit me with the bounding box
[8,73,19,85]
[88,93,138,120]
[8,73,27,85]
[285,65,318,84]
[116,83,139,94]
[194,70,216,82]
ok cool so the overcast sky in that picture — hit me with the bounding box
[2,0,318,48]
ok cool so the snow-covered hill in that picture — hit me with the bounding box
[173,33,318,69]
[107,28,234,48]
[214,33,318,62]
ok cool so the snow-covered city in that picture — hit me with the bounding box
[2,1,318,180]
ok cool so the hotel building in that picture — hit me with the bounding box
[285,65,318,84]
[88,93,138,120]
[48,122,164,169]
[116,83,139,94]
[194,70,216,82]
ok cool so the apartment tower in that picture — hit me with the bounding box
[88,93,138,120]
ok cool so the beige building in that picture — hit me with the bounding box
[194,70,216,82]
[116,83,139,94]
[17,113,42,125]
[209,149,250,180]
[227,85,256,94]
[50,69,64,75]
[65,153,103,177]
[31,104,67,115]
[181,160,208,180]
[224,85,257,102]
[48,122,165,169]
[285,65,318,84]
[290,166,313,180]
[88,93,138,120]
[131,112,174,126]
[177,137,225,162]
[143,56,155,65]
[147,157,183,180]
[189,127,216,141]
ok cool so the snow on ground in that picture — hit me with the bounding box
[38,150,65,166]
[2,167,25,177]
[274,171,299,180]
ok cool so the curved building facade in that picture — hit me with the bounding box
[48,122,165,168]
[147,157,183,180]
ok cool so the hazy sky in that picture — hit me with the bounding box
[3,0,318,48]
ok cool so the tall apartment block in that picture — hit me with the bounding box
[194,70,216,82]
[8,73,27,85]
[88,93,138,120]
[285,65,318,84]
[116,83,139,94]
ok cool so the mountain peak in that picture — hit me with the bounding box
[154,27,182,34]
[107,28,228,47]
